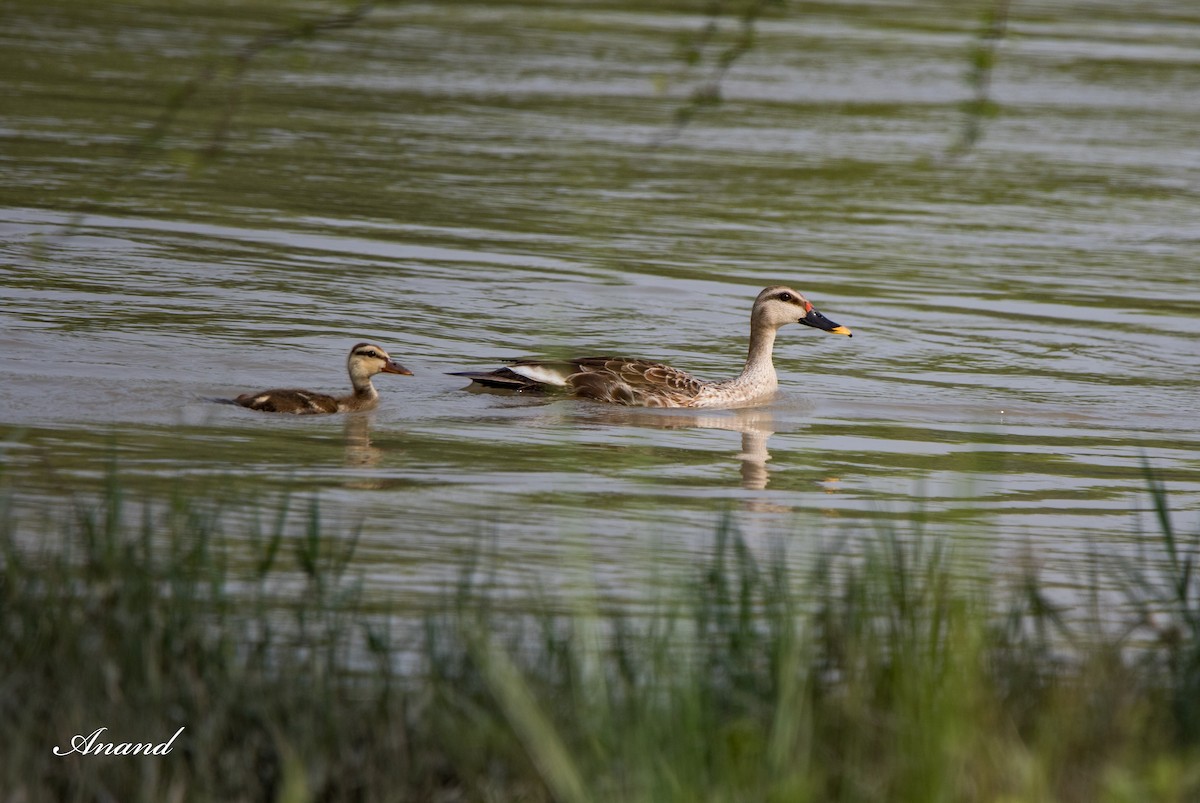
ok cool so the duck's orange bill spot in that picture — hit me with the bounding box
[830,325,853,337]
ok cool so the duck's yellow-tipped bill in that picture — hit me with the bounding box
[799,307,853,338]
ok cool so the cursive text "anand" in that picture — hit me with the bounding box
[53,726,185,757]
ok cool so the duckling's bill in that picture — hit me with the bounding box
[382,361,415,376]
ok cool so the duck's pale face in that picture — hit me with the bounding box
[748,284,854,336]
[753,286,852,336]
[755,288,811,330]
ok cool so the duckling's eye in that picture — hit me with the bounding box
[366,351,379,359]
[777,292,794,303]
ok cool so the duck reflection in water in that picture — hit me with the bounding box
[573,406,782,493]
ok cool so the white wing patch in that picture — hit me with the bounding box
[510,364,570,386]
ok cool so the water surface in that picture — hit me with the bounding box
[2,0,1199,605]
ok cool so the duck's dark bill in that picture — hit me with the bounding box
[384,362,414,376]
[800,307,853,337]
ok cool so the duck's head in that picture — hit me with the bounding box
[348,342,413,382]
[753,286,852,337]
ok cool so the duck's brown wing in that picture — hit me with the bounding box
[452,357,707,407]
[233,388,339,414]
[567,357,707,407]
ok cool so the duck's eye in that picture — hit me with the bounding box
[362,350,379,359]
[778,292,794,303]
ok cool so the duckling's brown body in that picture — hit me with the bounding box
[233,342,412,415]
[235,388,345,414]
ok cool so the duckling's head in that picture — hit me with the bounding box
[753,286,852,337]
[347,342,413,385]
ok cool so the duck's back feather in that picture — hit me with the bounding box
[451,357,708,407]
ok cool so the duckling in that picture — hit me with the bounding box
[233,342,412,414]
[452,286,851,409]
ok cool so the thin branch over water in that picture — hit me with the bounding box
[136,1,376,163]
[947,0,1011,157]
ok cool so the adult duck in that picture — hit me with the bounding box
[233,342,412,414]
[451,286,851,408]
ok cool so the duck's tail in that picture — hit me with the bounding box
[447,368,547,392]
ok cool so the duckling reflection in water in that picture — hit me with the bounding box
[229,342,412,415]
[452,286,851,408]
[343,414,383,471]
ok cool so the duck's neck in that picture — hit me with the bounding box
[733,319,779,390]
